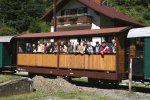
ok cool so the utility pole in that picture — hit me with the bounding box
[53,0,57,32]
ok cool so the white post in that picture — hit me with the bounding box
[129,58,133,93]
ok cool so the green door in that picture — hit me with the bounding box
[144,38,150,80]
[3,43,11,66]
[0,43,3,68]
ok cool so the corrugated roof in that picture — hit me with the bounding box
[41,0,143,26]
[16,26,130,39]
[0,36,15,42]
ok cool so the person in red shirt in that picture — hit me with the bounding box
[100,42,110,54]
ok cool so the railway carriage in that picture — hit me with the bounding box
[16,26,131,82]
[128,27,150,81]
[0,36,16,72]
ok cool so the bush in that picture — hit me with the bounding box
[58,17,65,22]
[68,16,78,22]
[143,13,150,20]
[28,21,41,33]
[38,21,50,32]
[28,20,50,33]
[0,25,17,36]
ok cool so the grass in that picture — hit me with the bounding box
[72,78,88,82]
[0,74,22,83]
[0,91,110,100]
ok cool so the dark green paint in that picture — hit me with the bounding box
[0,43,3,68]
[144,38,150,80]
[0,43,12,68]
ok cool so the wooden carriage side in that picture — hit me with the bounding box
[16,27,130,81]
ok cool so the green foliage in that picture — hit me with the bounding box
[0,0,52,33]
[38,21,51,32]
[58,17,65,23]
[68,16,78,22]
[106,0,150,26]
[28,20,41,33]
[0,25,17,36]
[28,21,50,33]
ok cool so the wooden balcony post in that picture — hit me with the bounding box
[53,0,57,32]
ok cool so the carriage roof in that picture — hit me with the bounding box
[16,26,130,39]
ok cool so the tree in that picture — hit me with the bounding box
[28,20,50,33]
[28,20,41,33]
[0,0,52,33]
[0,25,17,36]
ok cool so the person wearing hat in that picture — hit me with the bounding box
[100,41,110,54]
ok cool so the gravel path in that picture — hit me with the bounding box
[32,76,150,100]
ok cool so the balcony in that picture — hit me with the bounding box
[51,15,92,31]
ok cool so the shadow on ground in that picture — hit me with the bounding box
[68,79,150,94]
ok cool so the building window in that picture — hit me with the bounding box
[61,7,87,16]
[77,7,87,15]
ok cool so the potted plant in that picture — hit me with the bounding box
[58,17,65,25]
[68,16,78,24]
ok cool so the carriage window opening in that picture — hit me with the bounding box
[17,37,117,54]
[18,40,25,53]
[135,38,144,58]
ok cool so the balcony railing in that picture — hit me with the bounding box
[51,15,92,26]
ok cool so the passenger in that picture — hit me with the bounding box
[60,41,67,53]
[26,43,32,53]
[53,42,58,53]
[18,46,23,53]
[111,39,117,53]
[79,42,85,54]
[32,44,37,53]
[84,42,88,54]
[47,42,54,53]
[73,42,79,53]
[44,41,48,53]
[100,42,110,54]
[67,41,73,53]
[44,43,48,53]
[86,42,94,54]
[37,41,44,52]
[94,41,100,54]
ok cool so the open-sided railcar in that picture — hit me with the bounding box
[16,27,132,82]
